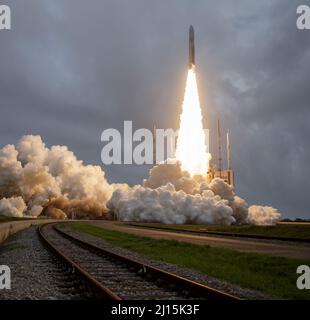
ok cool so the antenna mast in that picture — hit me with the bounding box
[153,125,156,165]
[217,119,222,177]
[226,130,231,170]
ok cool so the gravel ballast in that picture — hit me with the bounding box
[0,226,91,300]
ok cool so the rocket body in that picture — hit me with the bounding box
[189,25,195,69]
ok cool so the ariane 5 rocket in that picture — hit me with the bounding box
[189,25,195,69]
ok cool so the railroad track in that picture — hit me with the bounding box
[38,223,240,300]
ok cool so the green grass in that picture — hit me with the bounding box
[130,223,310,240]
[68,222,310,300]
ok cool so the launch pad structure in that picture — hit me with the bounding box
[207,119,234,186]
[153,120,234,187]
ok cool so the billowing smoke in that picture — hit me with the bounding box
[0,135,281,225]
[108,183,235,225]
[247,205,281,226]
[0,197,26,218]
[109,161,281,225]
[143,160,205,194]
[0,135,113,219]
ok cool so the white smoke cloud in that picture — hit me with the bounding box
[230,196,249,225]
[28,204,44,217]
[109,161,281,225]
[143,159,200,194]
[0,144,23,197]
[0,197,26,217]
[108,183,235,225]
[209,178,234,200]
[111,162,235,225]
[0,135,281,225]
[247,205,281,225]
[0,135,112,219]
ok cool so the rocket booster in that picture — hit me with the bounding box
[189,25,195,69]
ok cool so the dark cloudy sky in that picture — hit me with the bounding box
[0,0,309,218]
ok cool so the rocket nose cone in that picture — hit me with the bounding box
[189,26,194,40]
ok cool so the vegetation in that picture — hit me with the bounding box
[130,223,310,240]
[69,222,310,300]
[0,216,34,223]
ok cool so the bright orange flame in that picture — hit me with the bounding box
[175,69,210,176]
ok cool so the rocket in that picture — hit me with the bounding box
[189,25,195,69]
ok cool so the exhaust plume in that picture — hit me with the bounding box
[175,69,211,176]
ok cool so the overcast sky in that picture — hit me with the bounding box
[0,0,309,218]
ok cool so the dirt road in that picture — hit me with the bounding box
[86,221,310,260]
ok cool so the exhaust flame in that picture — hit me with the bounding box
[175,69,210,176]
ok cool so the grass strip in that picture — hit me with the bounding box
[69,222,310,300]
